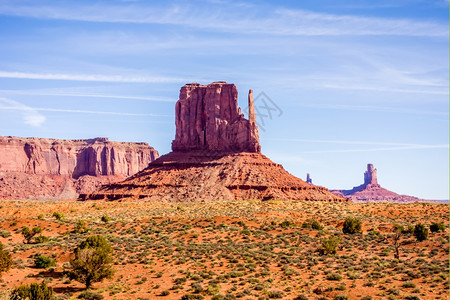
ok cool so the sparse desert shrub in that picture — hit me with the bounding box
[34,255,56,269]
[207,284,221,295]
[181,294,204,300]
[327,273,342,281]
[267,290,284,298]
[53,212,65,221]
[293,295,308,300]
[78,290,104,300]
[21,226,43,244]
[334,295,349,300]
[343,217,362,234]
[101,215,111,223]
[192,282,204,293]
[0,230,11,238]
[0,242,13,277]
[10,280,53,300]
[68,235,115,289]
[321,236,341,255]
[74,220,89,234]
[37,214,45,220]
[160,290,170,296]
[279,220,292,228]
[34,235,49,244]
[402,281,416,288]
[404,296,420,300]
[414,224,428,241]
[430,222,445,233]
[302,219,324,230]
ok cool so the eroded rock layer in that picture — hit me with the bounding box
[0,136,158,199]
[81,151,347,202]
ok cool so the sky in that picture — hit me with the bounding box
[0,0,448,199]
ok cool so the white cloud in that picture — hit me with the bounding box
[0,88,175,102]
[0,97,46,127]
[300,144,449,154]
[0,71,192,83]
[0,2,447,37]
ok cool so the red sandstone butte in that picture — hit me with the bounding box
[84,82,346,202]
[332,164,424,203]
[0,137,158,200]
[172,82,260,153]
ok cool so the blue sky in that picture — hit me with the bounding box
[0,0,448,199]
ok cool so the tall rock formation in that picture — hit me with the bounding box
[332,163,423,202]
[0,136,158,199]
[84,82,346,202]
[172,82,260,153]
[364,164,379,186]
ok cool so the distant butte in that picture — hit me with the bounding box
[83,82,347,202]
[331,164,423,203]
[0,137,158,200]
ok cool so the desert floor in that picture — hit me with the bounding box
[0,199,448,300]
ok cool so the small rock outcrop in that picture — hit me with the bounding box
[332,163,423,202]
[172,82,260,153]
[0,136,158,199]
[306,173,312,184]
[84,82,346,202]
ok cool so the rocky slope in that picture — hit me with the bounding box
[84,82,346,202]
[0,136,158,199]
[332,164,423,202]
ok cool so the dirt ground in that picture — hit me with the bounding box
[0,199,448,300]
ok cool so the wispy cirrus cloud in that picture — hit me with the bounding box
[300,144,449,154]
[0,88,175,102]
[0,1,447,37]
[266,138,449,153]
[0,103,171,117]
[0,97,46,127]
[0,71,192,83]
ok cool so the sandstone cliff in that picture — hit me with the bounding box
[0,136,158,199]
[84,82,346,202]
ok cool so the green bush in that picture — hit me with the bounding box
[414,224,428,241]
[181,294,204,300]
[101,215,111,223]
[0,230,11,238]
[430,222,445,233]
[78,290,104,299]
[34,235,49,244]
[52,212,65,221]
[267,290,284,298]
[160,290,170,296]
[321,236,341,255]
[74,220,89,234]
[21,226,43,244]
[335,296,349,300]
[402,281,416,288]
[10,281,53,300]
[343,217,362,234]
[279,221,292,228]
[302,219,324,230]
[34,255,56,269]
[327,273,342,281]
[0,242,13,277]
[69,235,115,289]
